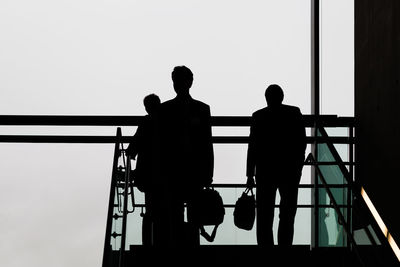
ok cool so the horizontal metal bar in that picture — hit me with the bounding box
[214,136,354,144]
[0,135,355,144]
[116,183,349,189]
[127,203,349,209]
[0,135,128,143]
[0,115,354,127]
[210,183,349,188]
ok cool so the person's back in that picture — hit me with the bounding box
[159,96,213,191]
[250,104,305,177]
[247,84,306,246]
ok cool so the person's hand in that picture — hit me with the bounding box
[246,176,255,189]
[200,177,213,188]
[205,177,213,187]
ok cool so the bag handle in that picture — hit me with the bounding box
[200,225,219,242]
[244,187,254,196]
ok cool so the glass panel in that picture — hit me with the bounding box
[213,145,248,184]
[125,187,313,246]
[318,207,347,246]
[353,225,381,246]
[317,129,348,247]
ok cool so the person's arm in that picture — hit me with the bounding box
[246,115,256,188]
[204,106,214,186]
[295,108,307,159]
[126,124,144,160]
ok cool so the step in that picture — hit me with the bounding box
[122,245,362,267]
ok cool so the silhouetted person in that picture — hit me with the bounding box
[246,84,306,247]
[157,65,214,247]
[126,93,161,246]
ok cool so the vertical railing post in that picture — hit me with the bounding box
[348,124,354,248]
[311,0,320,249]
[102,127,122,267]
[312,123,319,249]
[119,154,131,267]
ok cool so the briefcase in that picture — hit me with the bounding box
[192,187,225,242]
[234,187,255,231]
[192,187,225,226]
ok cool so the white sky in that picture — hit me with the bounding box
[0,1,353,266]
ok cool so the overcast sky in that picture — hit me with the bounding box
[0,1,353,266]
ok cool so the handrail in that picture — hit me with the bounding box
[316,126,383,247]
[0,135,354,144]
[102,128,136,267]
[317,126,354,185]
[306,153,365,267]
[0,115,355,145]
[102,128,122,267]
[317,126,400,264]
[0,114,354,127]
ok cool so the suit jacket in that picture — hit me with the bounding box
[246,104,306,180]
[158,95,214,190]
[126,114,159,191]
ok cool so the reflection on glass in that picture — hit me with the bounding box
[317,129,348,247]
[124,187,312,246]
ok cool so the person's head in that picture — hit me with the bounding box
[143,94,161,115]
[171,65,193,96]
[265,84,284,107]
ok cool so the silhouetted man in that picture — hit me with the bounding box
[246,84,306,246]
[157,65,214,247]
[126,94,161,245]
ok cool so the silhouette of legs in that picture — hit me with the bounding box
[142,191,155,246]
[151,186,169,246]
[256,171,301,247]
[277,179,300,246]
[256,182,277,246]
[186,199,200,246]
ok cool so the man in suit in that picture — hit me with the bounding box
[246,84,306,246]
[157,65,214,247]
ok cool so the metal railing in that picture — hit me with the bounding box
[95,115,355,266]
[0,114,361,265]
[2,114,397,265]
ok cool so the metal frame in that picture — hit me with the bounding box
[0,114,356,266]
[311,0,320,248]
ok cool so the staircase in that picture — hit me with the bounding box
[102,126,399,267]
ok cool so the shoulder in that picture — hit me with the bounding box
[191,98,210,111]
[159,98,177,113]
[252,107,268,118]
[160,98,175,108]
[282,104,302,114]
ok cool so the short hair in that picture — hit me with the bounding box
[143,94,161,109]
[265,84,284,105]
[171,65,193,84]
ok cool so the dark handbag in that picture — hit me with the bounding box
[234,187,255,231]
[192,187,225,242]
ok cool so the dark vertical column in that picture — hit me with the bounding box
[311,0,320,249]
[355,0,400,245]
